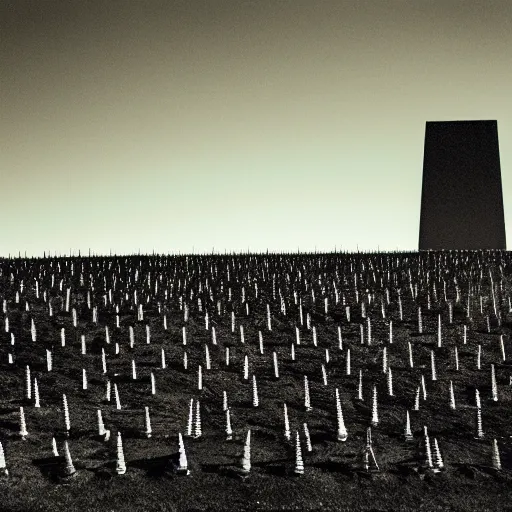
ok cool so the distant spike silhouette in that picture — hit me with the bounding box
[116,432,126,475]
[294,431,304,475]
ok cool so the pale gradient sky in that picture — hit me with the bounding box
[1,1,511,256]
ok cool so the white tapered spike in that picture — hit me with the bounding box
[294,431,304,475]
[492,438,501,470]
[405,410,413,441]
[19,407,28,439]
[186,398,194,437]
[225,408,233,440]
[433,438,444,472]
[116,432,127,475]
[241,430,251,473]
[303,423,312,452]
[63,440,77,477]
[145,406,152,438]
[52,437,59,457]
[177,433,190,475]
[283,403,291,441]
[335,388,348,441]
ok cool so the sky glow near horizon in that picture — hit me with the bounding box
[1,1,512,257]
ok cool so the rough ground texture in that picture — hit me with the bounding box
[0,250,512,511]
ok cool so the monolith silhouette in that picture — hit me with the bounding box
[419,120,506,250]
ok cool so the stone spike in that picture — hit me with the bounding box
[0,443,9,476]
[241,430,251,473]
[357,369,363,400]
[114,384,121,410]
[492,438,501,470]
[405,410,413,441]
[132,359,137,380]
[303,423,312,452]
[194,400,201,438]
[283,403,291,441]
[346,349,351,376]
[243,355,249,380]
[151,372,156,395]
[34,378,40,408]
[294,431,304,475]
[273,352,279,379]
[186,398,194,436]
[371,386,378,427]
[425,434,433,468]
[52,437,59,457]
[449,381,456,410]
[387,367,393,396]
[116,432,126,475]
[413,386,420,411]
[145,406,152,438]
[161,348,166,369]
[433,438,444,472]
[63,440,77,477]
[335,388,348,441]
[19,406,28,439]
[225,408,233,440]
[430,350,437,381]
[252,375,259,407]
[63,394,70,433]
[304,375,312,411]
[475,408,484,439]
[25,366,31,400]
[177,433,190,474]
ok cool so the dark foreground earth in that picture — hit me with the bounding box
[0,250,512,511]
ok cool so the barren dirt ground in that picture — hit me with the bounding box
[0,252,512,511]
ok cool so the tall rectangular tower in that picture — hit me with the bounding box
[419,120,506,250]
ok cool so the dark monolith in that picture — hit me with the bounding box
[419,120,506,250]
